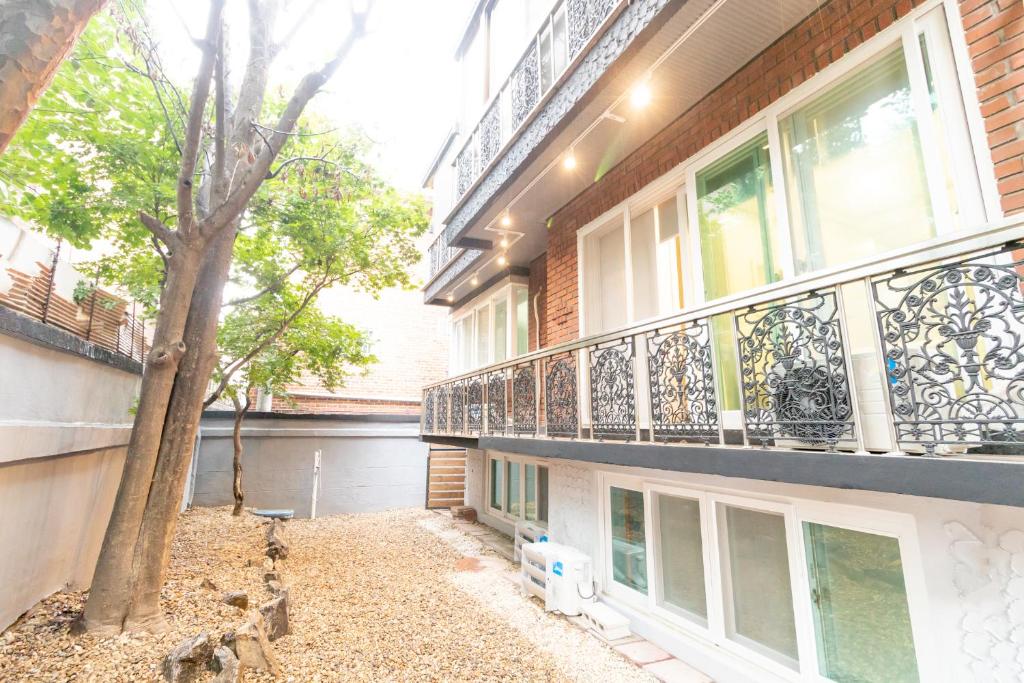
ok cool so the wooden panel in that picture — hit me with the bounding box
[426,445,466,509]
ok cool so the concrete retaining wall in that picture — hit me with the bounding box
[0,309,141,631]
[190,414,428,518]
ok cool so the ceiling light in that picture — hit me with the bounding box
[500,212,512,227]
[497,254,507,266]
[446,293,454,302]
[499,236,509,249]
[563,149,577,170]
[471,275,479,286]
[630,80,652,109]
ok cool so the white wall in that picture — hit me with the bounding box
[0,326,140,631]
[470,449,1024,683]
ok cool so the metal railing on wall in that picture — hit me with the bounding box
[422,228,1024,458]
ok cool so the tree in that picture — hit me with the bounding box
[212,293,374,515]
[1,0,426,633]
[0,0,109,155]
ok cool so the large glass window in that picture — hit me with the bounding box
[630,207,658,321]
[719,504,799,669]
[489,454,547,524]
[610,486,647,594]
[804,523,919,682]
[697,133,782,301]
[781,48,935,274]
[494,298,508,362]
[489,457,503,510]
[655,494,707,626]
[506,461,521,517]
[515,287,529,354]
[450,283,528,372]
[583,219,628,335]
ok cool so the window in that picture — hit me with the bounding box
[487,453,548,524]
[450,282,529,373]
[804,523,919,682]
[601,477,929,679]
[610,486,647,594]
[718,504,799,669]
[582,216,628,335]
[781,47,935,274]
[654,493,707,626]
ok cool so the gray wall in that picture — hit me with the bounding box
[190,415,428,518]
[0,311,141,631]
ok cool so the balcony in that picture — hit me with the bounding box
[428,231,462,281]
[421,230,1024,504]
[452,0,620,204]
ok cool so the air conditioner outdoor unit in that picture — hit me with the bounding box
[513,520,550,562]
[520,541,594,616]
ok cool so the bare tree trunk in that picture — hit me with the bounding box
[0,0,108,155]
[231,393,251,516]
[123,225,238,629]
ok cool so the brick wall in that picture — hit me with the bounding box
[539,0,1023,345]
[271,393,420,415]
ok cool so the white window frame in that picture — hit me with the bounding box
[576,0,1001,339]
[450,280,529,373]
[596,471,940,682]
[485,452,549,526]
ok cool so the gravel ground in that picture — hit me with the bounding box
[0,507,655,682]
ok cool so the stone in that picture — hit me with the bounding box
[200,578,218,591]
[221,591,248,609]
[211,646,240,683]
[259,596,289,641]
[162,633,214,682]
[261,557,274,572]
[266,580,287,597]
[231,617,281,675]
[263,569,281,584]
[266,519,289,561]
[450,506,477,522]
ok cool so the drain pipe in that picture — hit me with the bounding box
[532,287,543,350]
[310,449,322,519]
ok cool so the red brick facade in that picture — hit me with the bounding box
[538,0,1024,346]
[271,394,420,416]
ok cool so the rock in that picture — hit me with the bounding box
[261,557,274,572]
[231,617,281,675]
[266,519,289,560]
[162,632,214,682]
[259,596,289,641]
[266,580,288,598]
[211,646,240,683]
[221,591,248,609]
[263,569,282,584]
[451,506,477,522]
[200,578,218,591]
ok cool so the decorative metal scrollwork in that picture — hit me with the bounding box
[479,100,502,168]
[646,319,720,444]
[487,371,507,435]
[545,353,579,438]
[450,381,466,433]
[455,144,477,198]
[567,0,617,58]
[588,337,636,440]
[436,384,449,433]
[510,47,540,132]
[422,388,435,434]
[513,364,537,435]
[873,246,1024,455]
[735,291,855,451]
[467,377,483,434]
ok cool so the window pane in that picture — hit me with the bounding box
[537,466,548,523]
[476,307,490,366]
[781,48,935,275]
[495,299,508,362]
[656,494,707,625]
[552,7,567,75]
[506,461,521,517]
[585,221,627,334]
[525,463,537,521]
[489,458,503,509]
[631,208,658,321]
[540,29,553,93]
[610,486,647,594]
[697,133,782,301]
[515,288,529,354]
[804,523,920,682]
[720,504,798,668]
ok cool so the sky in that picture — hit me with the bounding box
[148,0,475,193]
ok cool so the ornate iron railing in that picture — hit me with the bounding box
[428,231,462,280]
[451,0,621,203]
[420,234,1024,459]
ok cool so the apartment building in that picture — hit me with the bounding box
[420,1,1024,681]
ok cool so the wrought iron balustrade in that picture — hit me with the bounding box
[428,231,462,280]
[451,0,621,203]
[420,235,1024,459]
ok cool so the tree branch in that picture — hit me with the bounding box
[222,262,301,307]
[139,211,178,248]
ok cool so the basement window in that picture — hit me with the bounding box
[486,453,548,525]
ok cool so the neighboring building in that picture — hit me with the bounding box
[420,1,1024,682]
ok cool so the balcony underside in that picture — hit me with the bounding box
[421,432,1024,508]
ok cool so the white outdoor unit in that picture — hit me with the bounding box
[513,520,550,562]
[520,541,594,616]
